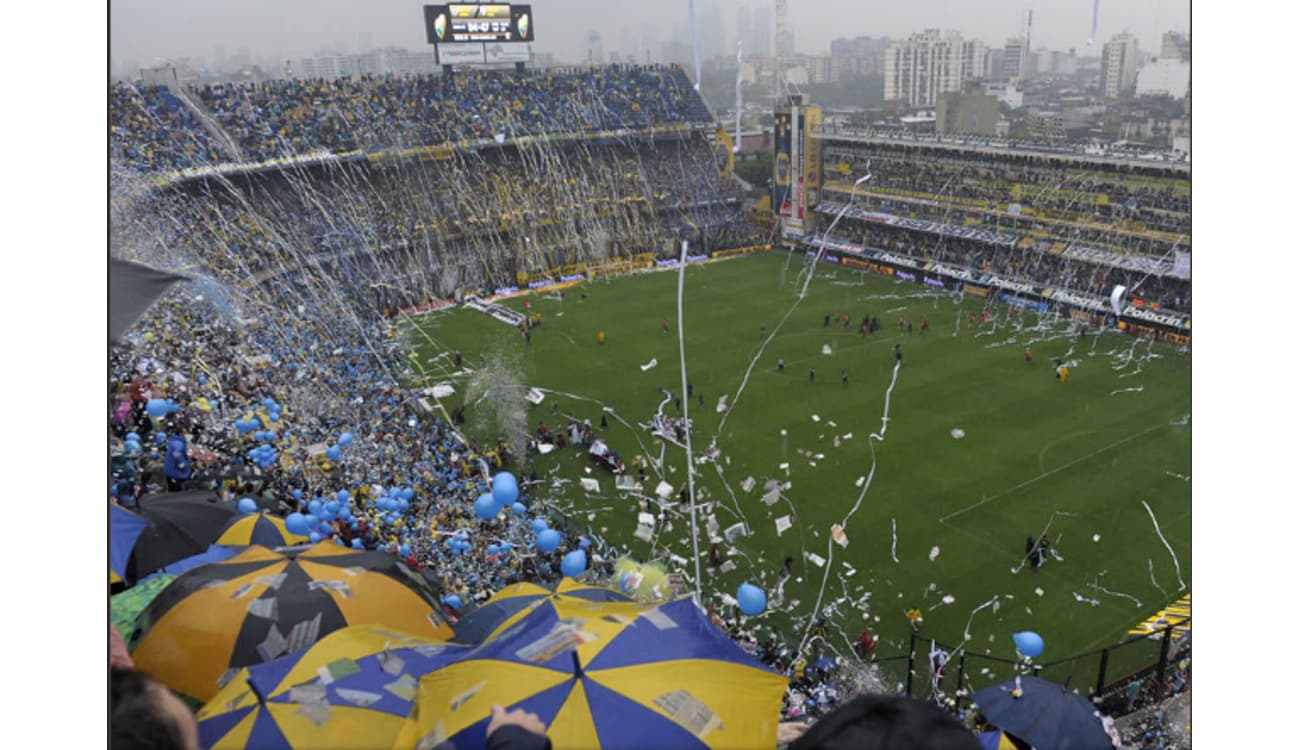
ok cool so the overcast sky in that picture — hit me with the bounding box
[110,0,1190,71]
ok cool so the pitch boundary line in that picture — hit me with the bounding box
[938,422,1166,523]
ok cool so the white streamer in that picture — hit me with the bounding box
[676,240,703,601]
[1142,499,1186,590]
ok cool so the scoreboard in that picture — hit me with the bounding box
[424,4,535,44]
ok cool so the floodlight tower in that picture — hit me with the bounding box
[774,0,790,104]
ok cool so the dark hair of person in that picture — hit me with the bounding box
[110,668,187,750]
[789,693,982,750]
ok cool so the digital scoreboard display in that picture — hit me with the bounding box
[424,4,534,44]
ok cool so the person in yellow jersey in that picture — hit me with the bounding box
[597,330,606,345]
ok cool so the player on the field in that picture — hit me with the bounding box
[921,317,929,334]
[1024,347,1032,365]
[894,343,903,363]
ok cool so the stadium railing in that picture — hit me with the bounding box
[901,618,1190,720]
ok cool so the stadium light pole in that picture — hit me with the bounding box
[798,167,871,299]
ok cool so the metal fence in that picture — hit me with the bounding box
[898,618,1190,719]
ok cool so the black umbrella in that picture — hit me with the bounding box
[110,259,189,343]
[127,490,240,581]
[973,676,1116,750]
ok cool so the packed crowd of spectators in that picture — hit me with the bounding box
[111,83,224,173]
[117,133,751,311]
[822,220,1191,313]
[110,65,714,174]
[109,291,584,612]
[824,144,1191,238]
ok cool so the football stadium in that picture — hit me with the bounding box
[108,6,1190,749]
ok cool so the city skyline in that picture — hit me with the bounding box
[110,0,1190,74]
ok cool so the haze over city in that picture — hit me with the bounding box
[110,0,1190,74]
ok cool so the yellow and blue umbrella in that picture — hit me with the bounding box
[402,596,788,749]
[976,729,1021,750]
[452,580,632,645]
[132,543,454,701]
[216,512,309,547]
[110,504,150,580]
[198,625,469,749]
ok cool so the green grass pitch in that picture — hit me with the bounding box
[400,251,1190,691]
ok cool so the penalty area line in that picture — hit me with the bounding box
[938,422,1166,523]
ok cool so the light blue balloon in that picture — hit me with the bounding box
[351,538,364,549]
[578,538,591,550]
[399,544,411,556]
[1013,631,1045,658]
[307,500,323,516]
[561,549,587,577]
[339,432,355,446]
[336,490,350,502]
[402,488,415,501]
[285,512,310,536]
[309,531,322,543]
[737,584,767,616]
[146,398,169,418]
[511,502,527,515]
[444,594,463,609]
[536,528,562,553]
[475,494,499,520]
[326,446,342,461]
[305,513,319,528]
[531,518,548,533]
[238,498,258,514]
[292,489,303,500]
[492,472,519,506]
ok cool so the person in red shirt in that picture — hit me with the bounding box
[662,319,669,333]
[898,316,905,331]
[859,629,877,657]
[967,314,975,326]
[1025,347,1032,365]
[920,318,929,334]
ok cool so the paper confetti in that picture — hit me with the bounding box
[1034,588,1044,597]
[811,414,821,422]
[335,689,384,708]
[296,702,332,726]
[1092,533,1101,542]
[831,525,849,548]
[929,546,940,561]
[775,516,793,536]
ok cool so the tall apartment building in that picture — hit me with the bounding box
[884,30,985,108]
[1002,37,1028,83]
[1100,33,1139,98]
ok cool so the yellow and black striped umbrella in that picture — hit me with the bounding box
[215,512,308,547]
[131,543,453,701]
